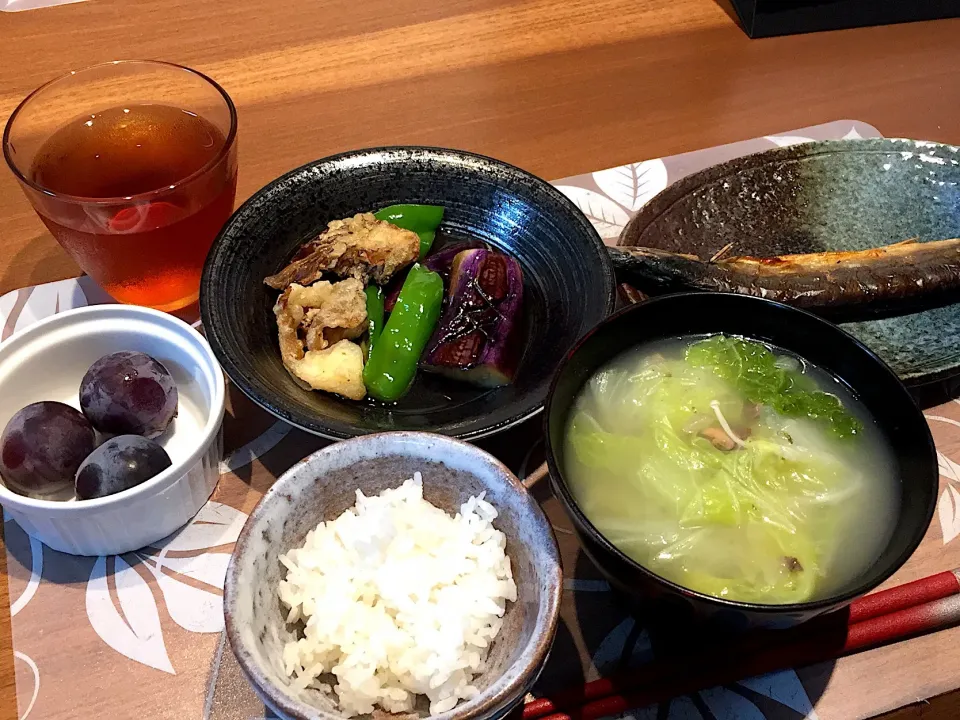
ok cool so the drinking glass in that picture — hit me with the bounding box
[3,60,238,312]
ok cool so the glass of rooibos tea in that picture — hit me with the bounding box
[3,60,238,313]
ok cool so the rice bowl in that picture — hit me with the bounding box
[224,432,561,720]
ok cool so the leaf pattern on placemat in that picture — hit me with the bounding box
[841,127,864,140]
[155,552,232,586]
[0,278,88,340]
[590,617,653,678]
[665,697,702,719]
[938,449,960,482]
[4,512,42,619]
[554,186,630,239]
[571,572,820,719]
[13,650,40,720]
[624,675,818,720]
[738,672,819,718]
[926,415,960,545]
[0,288,29,341]
[592,160,668,212]
[86,555,175,674]
[153,501,247,553]
[82,501,248,672]
[220,420,292,475]
[939,485,960,545]
[139,553,231,633]
[699,687,768,720]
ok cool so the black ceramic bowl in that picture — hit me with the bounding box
[544,293,939,630]
[201,147,615,440]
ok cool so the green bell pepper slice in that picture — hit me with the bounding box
[374,204,444,258]
[362,264,444,401]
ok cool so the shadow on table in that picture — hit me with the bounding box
[219,381,330,493]
[4,514,98,588]
[475,415,547,480]
[565,551,837,719]
[219,386,549,495]
[712,0,745,29]
[911,377,960,411]
[236,424,329,490]
[0,228,78,300]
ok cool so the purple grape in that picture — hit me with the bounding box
[75,435,172,500]
[0,402,96,499]
[79,351,178,439]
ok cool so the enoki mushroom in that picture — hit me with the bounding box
[710,400,747,448]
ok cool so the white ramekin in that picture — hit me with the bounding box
[0,305,225,555]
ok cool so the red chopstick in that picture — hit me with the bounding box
[847,570,959,622]
[522,570,960,720]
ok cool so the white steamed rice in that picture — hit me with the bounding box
[277,472,518,716]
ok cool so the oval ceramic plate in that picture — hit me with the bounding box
[618,138,960,388]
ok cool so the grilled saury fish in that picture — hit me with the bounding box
[608,238,960,322]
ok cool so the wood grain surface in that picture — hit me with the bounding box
[1,1,960,718]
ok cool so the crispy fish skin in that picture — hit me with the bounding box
[610,238,960,321]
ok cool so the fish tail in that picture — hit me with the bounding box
[609,247,740,295]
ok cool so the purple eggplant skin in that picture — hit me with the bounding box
[384,241,486,312]
[421,248,524,387]
[425,241,487,277]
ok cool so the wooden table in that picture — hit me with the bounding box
[1,1,959,718]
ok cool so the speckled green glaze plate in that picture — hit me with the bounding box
[618,138,960,388]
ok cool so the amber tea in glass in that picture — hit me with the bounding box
[4,61,238,312]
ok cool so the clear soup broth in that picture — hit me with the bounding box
[563,334,899,605]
